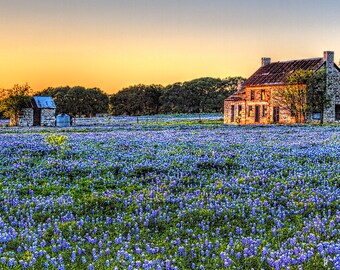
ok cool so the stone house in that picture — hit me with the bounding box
[224,51,340,124]
[18,96,56,127]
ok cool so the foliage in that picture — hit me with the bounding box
[0,122,339,269]
[160,77,244,114]
[273,69,312,123]
[0,83,33,125]
[44,134,70,158]
[109,77,245,116]
[37,86,109,117]
[235,111,242,125]
[274,68,330,123]
[306,67,332,124]
[109,84,163,116]
[44,133,68,149]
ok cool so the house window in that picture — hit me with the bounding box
[250,90,255,101]
[261,90,265,100]
[336,105,340,120]
[248,106,253,117]
[262,105,267,117]
[231,105,235,122]
[238,105,242,116]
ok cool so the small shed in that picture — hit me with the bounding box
[32,96,56,126]
[18,96,56,127]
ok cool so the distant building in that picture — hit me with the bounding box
[18,96,56,127]
[224,51,340,124]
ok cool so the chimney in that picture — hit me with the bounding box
[261,57,271,67]
[323,51,334,63]
[237,81,243,91]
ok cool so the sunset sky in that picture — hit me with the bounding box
[1,0,340,94]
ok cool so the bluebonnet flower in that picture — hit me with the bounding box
[71,251,76,263]
[334,254,340,270]
[7,258,16,268]
[1,257,6,265]
[2,122,340,269]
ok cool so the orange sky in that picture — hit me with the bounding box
[1,0,340,94]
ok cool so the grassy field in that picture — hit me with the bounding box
[0,122,339,269]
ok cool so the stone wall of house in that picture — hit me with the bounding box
[305,69,340,124]
[18,108,34,127]
[305,62,340,124]
[223,100,229,124]
[224,86,296,125]
[320,51,340,123]
[224,100,245,124]
[334,74,340,121]
[245,86,272,124]
[325,67,340,123]
[41,109,56,126]
[270,86,298,124]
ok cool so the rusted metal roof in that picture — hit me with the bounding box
[225,90,246,102]
[33,96,56,109]
[244,58,325,86]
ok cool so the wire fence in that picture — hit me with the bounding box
[0,113,224,127]
[73,113,223,126]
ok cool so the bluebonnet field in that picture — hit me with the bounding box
[0,122,339,269]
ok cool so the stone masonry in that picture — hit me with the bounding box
[18,108,34,127]
[41,109,56,126]
[323,51,340,123]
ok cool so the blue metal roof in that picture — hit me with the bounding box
[33,96,56,109]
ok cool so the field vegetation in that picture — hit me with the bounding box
[0,121,339,269]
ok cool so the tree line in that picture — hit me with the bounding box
[109,77,244,115]
[0,71,329,123]
[0,77,244,119]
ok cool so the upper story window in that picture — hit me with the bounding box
[250,90,255,101]
[261,90,265,100]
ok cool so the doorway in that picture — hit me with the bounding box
[230,105,235,122]
[273,107,279,123]
[33,109,41,126]
[335,104,340,120]
[255,105,260,123]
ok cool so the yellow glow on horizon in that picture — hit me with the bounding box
[0,12,263,94]
[1,1,340,94]
[0,32,262,94]
[1,38,336,95]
